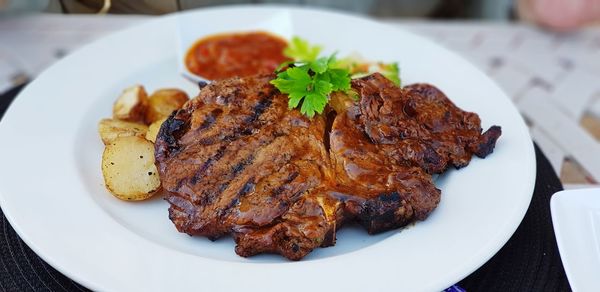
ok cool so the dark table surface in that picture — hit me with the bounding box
[0,85,570,291]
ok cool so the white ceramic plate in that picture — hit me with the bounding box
[0,6,535,292]
[551,189,600,292]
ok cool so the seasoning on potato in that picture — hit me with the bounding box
[101,136,161,201]
[113,85,148,123]
[98,118,148,145]
[145,89,189,124]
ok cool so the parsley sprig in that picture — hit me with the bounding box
[271,37,351,117]
[271,37,400,118]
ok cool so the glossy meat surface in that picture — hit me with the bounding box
[154,73,501,260]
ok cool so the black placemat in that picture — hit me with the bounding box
[458,143,571,291]
[0,85,570,291]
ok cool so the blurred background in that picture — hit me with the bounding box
[4,0,516,20]
[1,0,599,26]
[1,0,600,188]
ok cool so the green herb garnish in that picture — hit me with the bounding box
[271,37,401,118]
[333,56,401,86]
[271,37,351,117]
[284,37,322,62]
[378,62,401,86]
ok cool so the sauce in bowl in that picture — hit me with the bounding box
[185,31,290,80]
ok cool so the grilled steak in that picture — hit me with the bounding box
[155,73,501,260]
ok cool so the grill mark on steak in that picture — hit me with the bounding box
[155,73,501,260]
[271,171,300,198]
[232,154,255,176]
[155,110,190,159]
[189,145,227,185]
[196,95,273,145]
[195,108,222,133]
[196,128,289,212]
[238,178,256,197]
[219,96,273,142]
[188,150,256,193]
[220,177,256,218]
[245,92,274,124]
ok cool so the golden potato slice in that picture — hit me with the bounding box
[145,117,167,143]
[102,136,160,201]
[145,89,189,124]
[98,118,148,145]
[113,85,148,123]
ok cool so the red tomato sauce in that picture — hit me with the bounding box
[185,31,290,80]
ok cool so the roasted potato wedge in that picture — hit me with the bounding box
[102,136,160,201]
[145,89,189,124]
[113,85,148,123]
[145,117,167,143]
[98,118,148,145]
